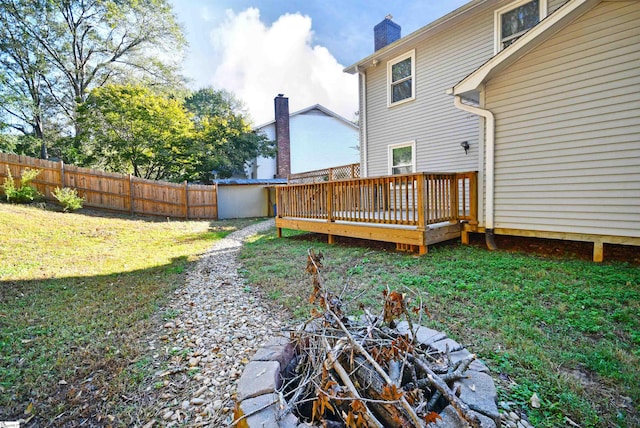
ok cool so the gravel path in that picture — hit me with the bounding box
[139,219,528,428]
[143,219,293,427]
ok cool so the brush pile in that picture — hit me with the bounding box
[277,249,496,427]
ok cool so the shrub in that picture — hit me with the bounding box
[52,187,84,212]
[2,167,43,203]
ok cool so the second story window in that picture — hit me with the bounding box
[387,50,415,107]
[495,0,547,53]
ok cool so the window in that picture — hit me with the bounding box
[495,0,547,53]
[387,50,415,106]
[388,141,416,175]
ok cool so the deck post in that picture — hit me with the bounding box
[593,241,604,262]
[461,227,470,245]
[450,174,459,223]
[417,174,426,230]
[469,172,478,224]
[326,181,334,223]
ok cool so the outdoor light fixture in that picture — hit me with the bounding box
[460,141,470,154]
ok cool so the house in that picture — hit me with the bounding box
[249,95,359,179]
[275,0,640,261]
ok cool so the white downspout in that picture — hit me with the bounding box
[454,94,497,250]
[358,67,368,177]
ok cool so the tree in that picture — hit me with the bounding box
[0,0,186,145]
[0,0,52,157]
[78,84,193,180]
[183,88,275,182]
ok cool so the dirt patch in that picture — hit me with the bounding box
[467,233,640,264]
[289,231,640,265]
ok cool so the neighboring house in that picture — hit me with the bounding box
[340,0,640,260]
[249,95,359,179]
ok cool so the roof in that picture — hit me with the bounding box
[254,104,358,130]
[214,178,288,186]
[451,0,602,98]
[345,0,491,74]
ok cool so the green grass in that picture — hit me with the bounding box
[240,229,640,427]
[0,203,258,425]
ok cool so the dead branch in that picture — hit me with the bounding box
[321,336,384,428]
[407,354,481,428]
[325,306,425,428]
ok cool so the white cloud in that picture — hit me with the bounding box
[209,8,358,125]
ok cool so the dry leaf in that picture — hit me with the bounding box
[424,411,442,424]
[381,384,403,401]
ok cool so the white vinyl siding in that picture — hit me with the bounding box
[547,0,566,14]
[365,9,492,176]
[485,1,640,238]
[363,0,567,178]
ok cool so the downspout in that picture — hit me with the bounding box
[453,95,497,250]
[357,67,368,177]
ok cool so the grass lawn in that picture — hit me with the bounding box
[0,203,257,425]
[240,230,640,427]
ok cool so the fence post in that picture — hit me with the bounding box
[184,180,189,220]
[129,174,134,215]
[59,160,65,188]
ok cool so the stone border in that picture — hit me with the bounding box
[235,322,501,427]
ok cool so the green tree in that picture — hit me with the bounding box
[0,0,52,157]
[183,88,275,182]
[0,133,43,157]
[0,0,186,149]
[78,84,193,180]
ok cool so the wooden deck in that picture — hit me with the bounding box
[275,172,477,254]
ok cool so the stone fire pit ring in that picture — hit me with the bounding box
[235,321,500,427]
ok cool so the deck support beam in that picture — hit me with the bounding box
[328,234,335,245]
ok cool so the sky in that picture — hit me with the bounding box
[168,0,469,125]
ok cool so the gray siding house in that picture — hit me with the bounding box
[345,0,640,261]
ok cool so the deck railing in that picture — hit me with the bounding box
[277,172,477,228]
[287,163,360,184]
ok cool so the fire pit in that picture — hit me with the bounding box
[234,321,499,427]
[234,251,500,427]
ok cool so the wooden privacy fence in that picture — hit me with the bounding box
[0,153,218,219]
[277,172,477,228]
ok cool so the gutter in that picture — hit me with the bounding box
[358,67,368,177]
[453,95,497,250]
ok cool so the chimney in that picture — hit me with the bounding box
[374,15,401,51]
[274,94,291,178]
